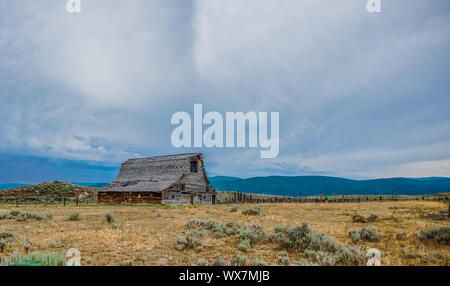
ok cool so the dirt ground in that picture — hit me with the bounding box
[0,200,449,266]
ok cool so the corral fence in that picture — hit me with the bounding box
[217,191,450,205]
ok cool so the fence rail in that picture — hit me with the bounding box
[216,191,450,204]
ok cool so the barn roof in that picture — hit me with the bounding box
[99,153,206,193]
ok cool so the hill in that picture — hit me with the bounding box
[0,181,98,203]
[209,176,450,196]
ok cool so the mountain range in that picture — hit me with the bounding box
[208,176,450,196]
[1,176,450,196]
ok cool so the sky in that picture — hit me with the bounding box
[0,0,449,183]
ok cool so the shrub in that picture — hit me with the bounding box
[104,211,116,223]
[274,221,365,265]
[122,260,133,266]
[46,212,54,219]
[252,258,268,266]
[0,212,11,220]
[277,252,289,266]
[213,257,225,266]
[230,255,247,266]
[112,223,121,230]
[238,239,251,252]
[242,206,261,216]
[185,218,207,229]
[417,226,450,245]
[352,215,366,223]
[46,238,61,248]
[176,231,204,250]
[22,242,31,254]
[0,231,13,240]
[360,226,380,242]
[396,232,406,240]
[349,230,361,243]
[367,214,378,222]
[0,239,6,252]
[185,218,241,238]
[16,213,27,222]
[69,213,80,221]
[197,258,208,266]
[9,209,21,217]
[230,205,239,212]
[238,225,271,246]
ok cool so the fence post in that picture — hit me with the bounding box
[63,198,66,206]
[76,196,79,206]
[16,199,18,207]
[320,192,322,203]
[342,191,345,202]
[448,200,449,218]
[300,192,303,203]
[392,190,395,201]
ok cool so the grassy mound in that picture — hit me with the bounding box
[0,181,98,204]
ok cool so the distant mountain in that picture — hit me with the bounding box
[209,176,450,196]
[2,177,450,196]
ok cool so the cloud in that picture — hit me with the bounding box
[0,0,449,179]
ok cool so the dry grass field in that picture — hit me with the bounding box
[0,200,449,266]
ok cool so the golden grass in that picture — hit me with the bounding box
[0,200,448,266]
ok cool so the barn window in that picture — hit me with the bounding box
[190,160,198,173]
[181,184,185,190]
[172,195,175,199]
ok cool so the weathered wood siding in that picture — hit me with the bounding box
[98,191,162,204]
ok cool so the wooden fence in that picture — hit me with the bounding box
[216,191,450,205]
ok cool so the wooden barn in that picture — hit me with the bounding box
[98,153,216,205]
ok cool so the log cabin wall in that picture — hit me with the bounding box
[98,191,162,204]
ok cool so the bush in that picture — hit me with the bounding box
[277,252,289,266]
[417,226,450,245]
[197,258,208,266]
[252,258,268,266]
[69,213,80,221]
[230,205,239,212]
[104,211,116,223]
[238,225,271,246]
[274,222,365,265]
[176,231,204,250]
[238,239,251,252]
[0,212,11,220]
[9,209,21,216]
[0,231,13,240]
[396,232,406,240]
[352,215,366,223]
[185,218,241,238]
[16,213,27,222]
[349,230,361,243]
[22,242,31,254]
[367,214,378,222]
[360,226,380,242]
[112,223,121,230]
[213,256,225,266]
[242,206,261,216]
[0,239,6,252]
[230,255,247,266]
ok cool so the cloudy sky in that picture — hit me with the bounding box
[0,0,449,183]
